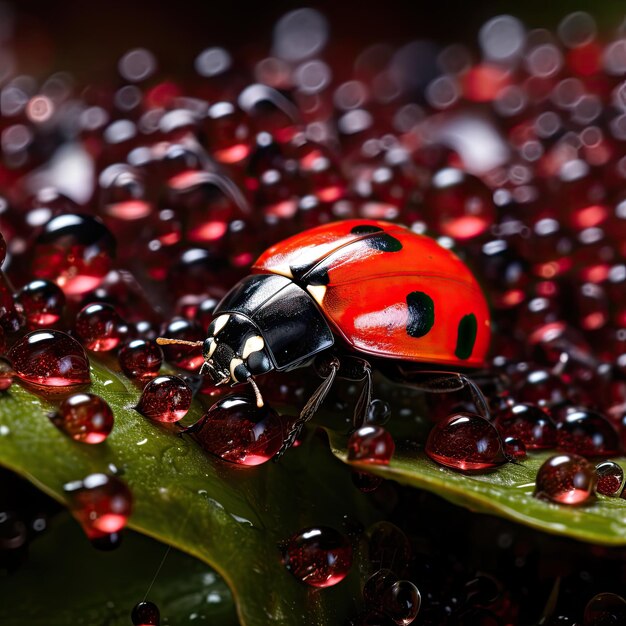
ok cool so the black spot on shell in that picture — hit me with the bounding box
[351,225,383,234]
[406,292,435,338]
[367,233,403,252]
[455,314,477,360]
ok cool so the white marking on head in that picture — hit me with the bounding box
[206,338,217,359]
[230,357,244,380]
[242,335,264,359]
[212,314,230,335]
[307,284,327,305]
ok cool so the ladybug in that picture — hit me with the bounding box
[158,220,491,455]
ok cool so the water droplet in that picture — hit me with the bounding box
[159,319,204,371]
[382,580,421,625]
[425,168,495,240]
[64,473,133,539]
[503,436,527,459]
[118,339,163,381]
[556,409,621,457]
[595,461,624,497]
[75,303,124,352]
[195,395,286,466]
[366,398,392,425]
[7,330,91,388]
[347,426,395,465]
[33,214,116,295]
[495,403,556,449]
[136,375,192,423]
[426,413,507,471]
[131,600,160,626]
[281,526,352,588]
[583,592,626,626]
[534,453,596,505]
[51,393,114,443]
[14,279,65,327]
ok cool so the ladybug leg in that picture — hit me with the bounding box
[352,362,373,430]
[319,354,375,430]
[403,370,491,420]
[275,357,341,459]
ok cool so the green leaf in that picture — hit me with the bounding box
[0,514,238,626]
[0,362,380,626]
[329,434,626,546]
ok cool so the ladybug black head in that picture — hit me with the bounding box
[202,313,274,386]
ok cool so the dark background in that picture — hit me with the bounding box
[6,0,626,81]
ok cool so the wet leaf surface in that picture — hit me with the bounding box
[329,433,626,546]
[0,361,380,626]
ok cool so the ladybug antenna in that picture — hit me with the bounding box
[248,377,264,408]
[156,337,204,348]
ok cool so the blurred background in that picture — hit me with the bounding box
[6,0,626,81]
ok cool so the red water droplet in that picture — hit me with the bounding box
[131,600,160,626]
[424,168,495,240]
[159,319,204,371]
[136,375,192,423]
[52,393,114,443]
[348,426,395,465]
[75,303,124,351]
[583,593,626,626]
[556,409,621,457]
[595,461,624,497]
[64,473,132,539]
[7,330,91,388]
[515,369,567,407]
[495,403,557,450]
[426,413,507,471]
[503,436,527,459]
[118,339,163,382]
[14,280,65,327]
[195,395,285,466]
[32,214,116,295]
[205,101,251,165]
[534,453,596,505]
[99,163,153,220]
[382,580,421,626]
[282,526,352,588]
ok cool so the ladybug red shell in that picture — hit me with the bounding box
[253,219,490,368]
[158,219,491,454]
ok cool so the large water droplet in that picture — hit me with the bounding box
[7,330,90,388]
